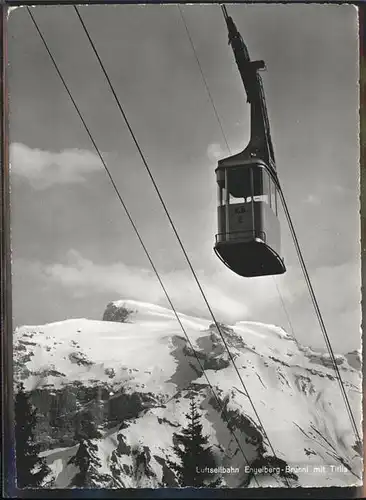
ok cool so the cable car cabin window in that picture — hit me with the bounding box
[217,183,224,206]
[261,169,270,205]
[229,167,270,204]
[226,168,246,205]
[250,168,269,204]
[274,189,278,215]
[226,166,270,204]
[272,181,278,216]
[267,177,278,215]
[268,176,276,214]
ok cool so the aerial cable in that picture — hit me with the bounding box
[219,3,361,448]
[26,6,260,485]
[277,185,361,445]
[272,278,296,338]
[181,1,360,471]
[178,6,294,410]
[177,5,230,154]
[72,7,288,479]
[221,3,229,21]
[179,4,296,342]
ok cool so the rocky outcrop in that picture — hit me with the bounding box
[102,302,134,323]
[345,350,362,371]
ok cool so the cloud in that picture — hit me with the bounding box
[304,194,320,205]
[24,250,308,324]
[12,251,285,341]
[206,143,227,162]
[9,142,102,189]
[13,249,361,352]
[269,259,361,352]
[17,249,288,324]
[38,250,253,322]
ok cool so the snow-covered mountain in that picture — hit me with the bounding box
[13,299,362,488]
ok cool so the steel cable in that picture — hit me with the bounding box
[73,6,287,482]
[26,6,261,486]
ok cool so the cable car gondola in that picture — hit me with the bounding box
[214,6,286,278]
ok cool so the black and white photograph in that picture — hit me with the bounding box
[7,2,363,491]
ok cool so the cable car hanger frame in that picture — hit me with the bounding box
[214,5,286,278]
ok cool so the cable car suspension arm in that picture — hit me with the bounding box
[221,4,275,169]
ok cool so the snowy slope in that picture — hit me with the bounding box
[14,299,362,488]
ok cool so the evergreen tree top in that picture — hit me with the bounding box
[169,396,221,488]
[14,383,51,488]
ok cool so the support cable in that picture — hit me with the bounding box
[277,186,361,445]
[26,7,260,485]
[181,2,361,478]
[272,277,296,338]
[72,5,289,481]
[177,5,230,154]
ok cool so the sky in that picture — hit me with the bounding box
[8,3,360,353]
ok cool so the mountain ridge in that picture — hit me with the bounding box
[13,299,362,488]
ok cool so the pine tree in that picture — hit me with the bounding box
[68,409,102,487]
[169,398,221,487]
[14,383,51,488]
[68,439,102,487]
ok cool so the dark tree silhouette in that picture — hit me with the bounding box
[68,409,103,487]
[14,383,51,488]
[352,439,362,457]
[168,398,221,487]
[68,439,102,487]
